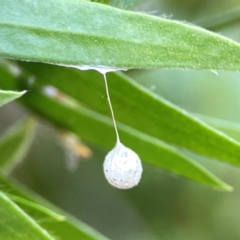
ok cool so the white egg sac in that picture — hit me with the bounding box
[103,142,143,189]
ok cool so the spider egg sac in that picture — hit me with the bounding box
[103,142,143,189]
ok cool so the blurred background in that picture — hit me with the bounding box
[2,0,240,239]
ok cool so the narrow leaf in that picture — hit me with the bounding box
[0,89,25,108]
[197,114,240,143]
[18,62,240,167]
[0,174,110,240]
[15,91,234,191]
[5,193,65,221]
[1,0,240,70]
[0,61,233,190]
[0,191,54,240]
[0,118,36,173]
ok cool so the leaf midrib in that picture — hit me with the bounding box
[0,21,201,51]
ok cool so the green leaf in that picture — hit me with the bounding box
[18,62,240,168]
[22,91,233,190]
[0,89,25,108]
[0,191,54,240]
[197,114,240,143]
[0,61,232,190]
[5,192,65,221]
[0,174,109,240]
[1,0,240,70]
[0,118,36,173]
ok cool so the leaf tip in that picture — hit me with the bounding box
[217,183,233,192]
[19,90,27,96]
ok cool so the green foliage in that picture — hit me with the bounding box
[0,192,54,240]
[0,65,109,239]
[0,175,109,240]
[1,0,240,70]
[1,0,240,239]
[17,63,240,167]
[0,61,233,190]
[0,118,36,173]
[0,90,25,108]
